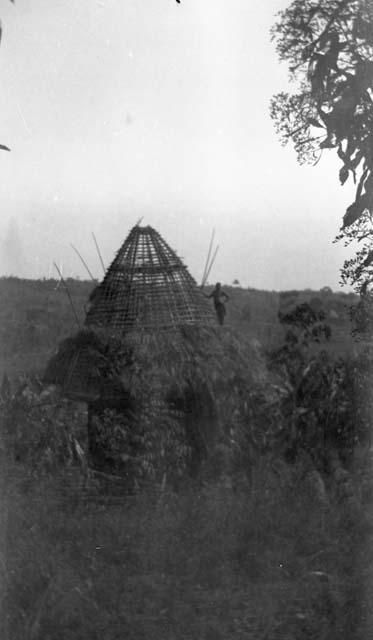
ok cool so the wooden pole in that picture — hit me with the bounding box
[55,262,63,290]
[92,232,106,275]
[70,244,95,281]
[201,228,215,287]
[203,244,219,287]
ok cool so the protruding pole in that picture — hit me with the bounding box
[70,244,95,281]
[203,244,219,287]
[92,232,106,275]
[55,262,64,290]
[201,228,215,287]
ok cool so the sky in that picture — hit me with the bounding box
[0,0,356,289]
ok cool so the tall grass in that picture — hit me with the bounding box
[1,456,371,640]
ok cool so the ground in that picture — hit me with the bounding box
[1,451,372,640]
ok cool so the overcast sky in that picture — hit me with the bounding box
[0,0,355,289]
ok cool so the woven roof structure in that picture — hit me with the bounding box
[45,224,217,401]
[85,225,215,333]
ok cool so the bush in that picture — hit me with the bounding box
[0,381,87,474]
[267,304,371,469]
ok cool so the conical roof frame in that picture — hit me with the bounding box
[85,225,215,332]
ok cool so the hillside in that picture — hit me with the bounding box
[222,284,358,352]
[0,277,359,380]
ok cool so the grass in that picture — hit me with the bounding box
[1,456,372,640]
[0,277,371,638]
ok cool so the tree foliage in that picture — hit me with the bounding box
[278,301,331,343]
[270,302,370,467]
[271,0,373,296]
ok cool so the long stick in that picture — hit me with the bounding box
[202,245,219,287]
[201,229,215,286]
[53,262,81,329]
[55,262,63,290]
[92,232,106,275]
[70,244,95,281]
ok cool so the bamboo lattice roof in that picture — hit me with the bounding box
[85,225,215,332]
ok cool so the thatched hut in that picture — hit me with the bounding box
[45,225,265,478]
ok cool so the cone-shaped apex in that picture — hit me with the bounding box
[86,225,214,332]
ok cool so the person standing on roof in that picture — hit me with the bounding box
[207,282,229,325]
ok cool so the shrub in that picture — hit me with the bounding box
[268,304,371,469]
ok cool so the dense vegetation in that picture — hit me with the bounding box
[2,457,371,640]
[0,276,372,638]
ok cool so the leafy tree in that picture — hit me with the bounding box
[271,0,373,297]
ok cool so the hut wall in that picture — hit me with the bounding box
[86,383,219,477]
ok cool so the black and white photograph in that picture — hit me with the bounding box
[0,1,372,638]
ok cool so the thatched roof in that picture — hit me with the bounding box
[44,225,268,412]
[86,225,215,332]
[44,325,267,406]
